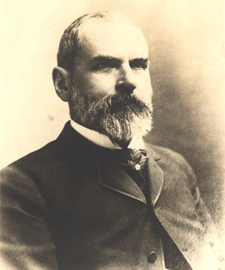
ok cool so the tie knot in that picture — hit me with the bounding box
[115,148,148,171]
[129,148,147,163]
[114,148,149,192]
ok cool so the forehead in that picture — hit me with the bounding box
[77,18,149,60]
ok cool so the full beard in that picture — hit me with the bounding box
[69,85,153,142]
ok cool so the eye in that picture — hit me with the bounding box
[96,62,112,69]
[130,60,148,70]
[93,60,119,71]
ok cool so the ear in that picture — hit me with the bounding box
[52,67,71,101]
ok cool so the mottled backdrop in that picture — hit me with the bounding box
[1,0,224,228]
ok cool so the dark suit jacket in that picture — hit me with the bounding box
[0,122,218,270]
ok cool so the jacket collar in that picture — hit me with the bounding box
[56,121,102,167]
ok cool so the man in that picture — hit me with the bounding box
[0,11,222,270]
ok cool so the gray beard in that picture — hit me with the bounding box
[69,85,153,142]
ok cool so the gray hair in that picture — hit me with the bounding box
[57,11,134,73]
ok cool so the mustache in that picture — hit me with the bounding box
[88,93,152,115]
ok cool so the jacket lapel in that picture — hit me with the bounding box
[98,143,166,205]
[145,143,164,207]
[98,163,147,204]
[98,142,165,206]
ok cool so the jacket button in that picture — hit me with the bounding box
[148,251,157,263]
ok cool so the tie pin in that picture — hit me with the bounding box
[135,164,141,170]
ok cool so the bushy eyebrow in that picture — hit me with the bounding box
[90,55,121,64]
[130,58,149,63]
[90,55,149,63]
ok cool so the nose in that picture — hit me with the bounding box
[116,64,136,93]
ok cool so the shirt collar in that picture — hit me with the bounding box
[70,120,145,150]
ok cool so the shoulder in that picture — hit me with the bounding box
[146,142,190,167]
[149,144,184,160]
[2,140,59,173]
[1,122,73,176]
[0,140,61,198]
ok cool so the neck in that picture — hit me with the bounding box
[113,138,132,149]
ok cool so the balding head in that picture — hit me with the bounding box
[57,11,144,74]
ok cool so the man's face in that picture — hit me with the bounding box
[69,18,153,142]
[73,18,152,103]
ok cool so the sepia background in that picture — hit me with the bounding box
[1,0,224,229]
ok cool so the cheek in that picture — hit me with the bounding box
[84,74,117,101]
[137,76,153,101]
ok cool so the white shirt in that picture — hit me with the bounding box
[70,120,146,150]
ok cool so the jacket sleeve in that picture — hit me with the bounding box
[0,165,58,270]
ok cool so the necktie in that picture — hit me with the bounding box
[114,148,149,191]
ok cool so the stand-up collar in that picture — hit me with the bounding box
[70,120,146,150]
